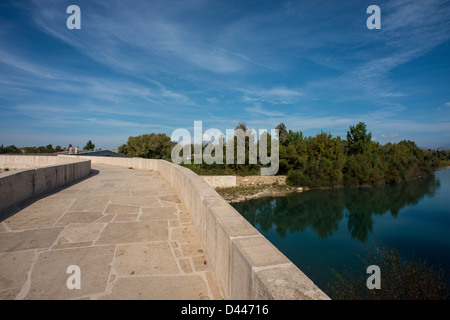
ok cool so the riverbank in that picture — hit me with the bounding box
[216,184,308,203]
[216,167,449,203]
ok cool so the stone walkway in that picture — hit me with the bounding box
[0,164,223,300]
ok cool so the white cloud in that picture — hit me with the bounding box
[244,104,285,117]
[242,87,304,104]
[381,133,400,139]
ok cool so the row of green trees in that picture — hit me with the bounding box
[0,144,61,154]
[0,140,97,154]
[117,122,450,188]
[281,122,446,187]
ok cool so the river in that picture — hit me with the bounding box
[231,169,450,298]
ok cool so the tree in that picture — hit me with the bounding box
[83,140,95,151]
[230,122,259,174]
[45,144,54,153]
[276,123,288,145]
[0,144,22,154]
[118,133,175,159]
[347,122,372,155]
[37,146,47,153]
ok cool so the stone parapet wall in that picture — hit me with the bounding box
[0,155,91,212]
[57,155,329,300]
[0,154,86,169]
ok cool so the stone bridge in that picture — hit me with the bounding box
[0,154,329,300]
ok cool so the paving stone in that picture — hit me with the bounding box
[114,243,179,276]
[179,258,193,274]
[60,223,105,242]
[140,206,178,220]
[0,251,35,290]
[0,227,63,253]
[192,255,209,272]
[52,241,93,250]
[180,242,205,256]
[104,204,140,214]
[171,225,199,242]
[131,188,161,197]
[55,212,103,226]
[24,246,115,299]
[69,197,110,212]
[94,215,114,223]
[110,196,160,207]
[0,287,21,300]
[0,223,8,232]
[4,206,66,230]
[96,221,168,244]
[101,275,210,300]
[85,191,131,198]
[31,198,75,209]
[169,219,180,227]
[178,210,193,224]
[114,214,139,221]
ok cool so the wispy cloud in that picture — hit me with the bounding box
[242,87,304,104]
[244,103,285,117]
[381,133,400,139]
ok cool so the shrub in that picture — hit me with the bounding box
[328,242,450,300]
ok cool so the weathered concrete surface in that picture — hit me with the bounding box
[0,164,223,300]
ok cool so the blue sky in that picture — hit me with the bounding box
[1,0,450,150]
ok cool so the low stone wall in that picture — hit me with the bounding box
[201,175,286,188]
[201,176,237,188]
[58,155,329,300]
[0,155,91,212]
[236,175,286,186]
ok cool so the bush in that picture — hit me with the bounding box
[286,169,304,186]
[343,155,373,186]
[328,242,450,300]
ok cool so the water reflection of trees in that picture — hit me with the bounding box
[233,175,440,242]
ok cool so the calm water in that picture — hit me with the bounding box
[231,169,450,296]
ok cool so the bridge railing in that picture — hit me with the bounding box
[0,155,91,213]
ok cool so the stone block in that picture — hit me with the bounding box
[253,264,330,300]
[101,275,210,300]
[25,246,115,299]
[96,221,168,244]
[0,227,63,253]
